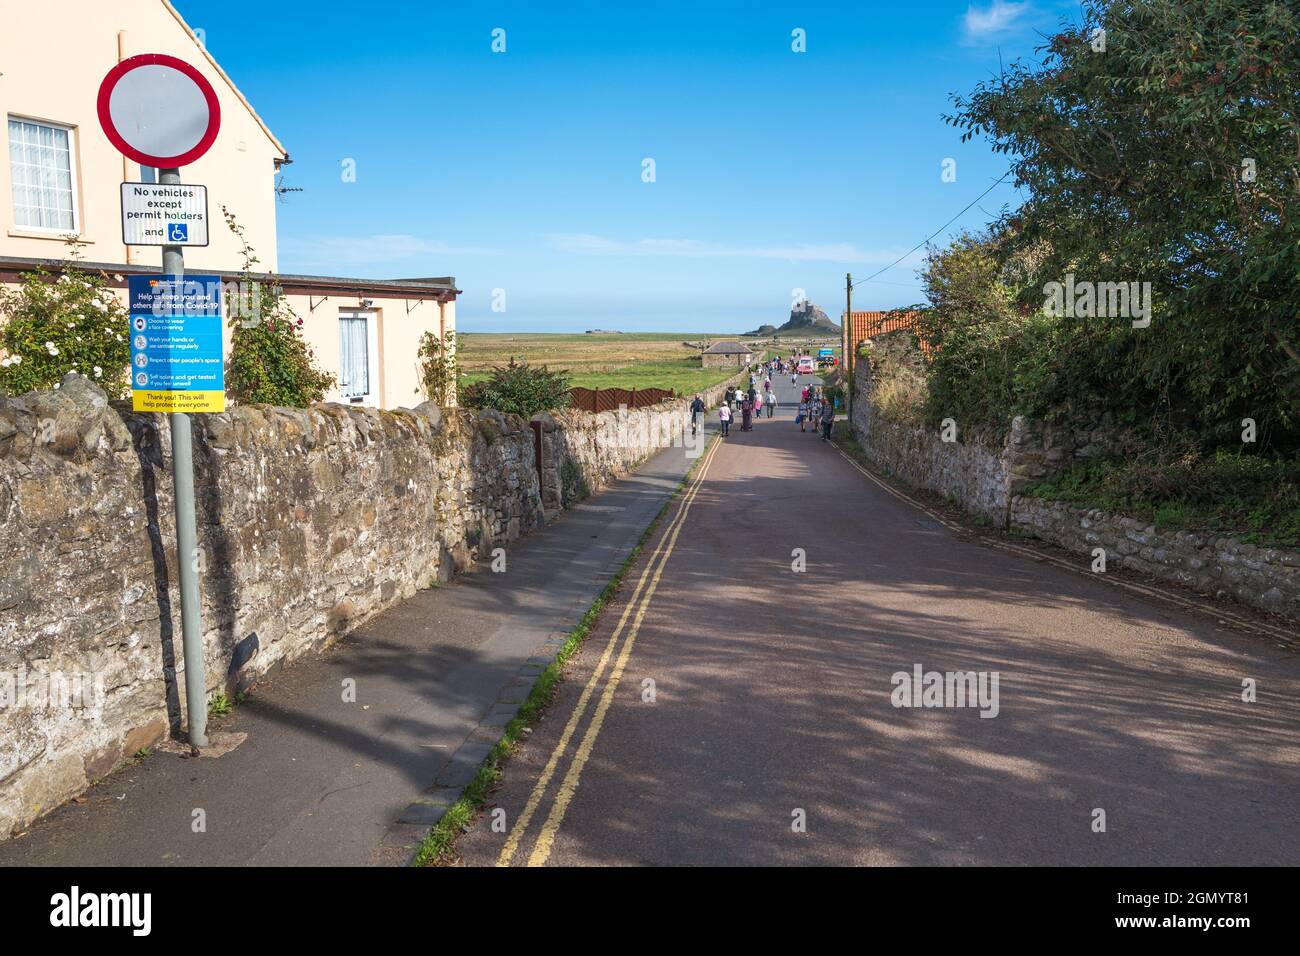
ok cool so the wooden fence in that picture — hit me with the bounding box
[569,386,676,413]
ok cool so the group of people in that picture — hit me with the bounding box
[795,384,835,440]
[717,379,776,436]
[689,363,832,441]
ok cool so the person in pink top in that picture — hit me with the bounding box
[718,402,732,437]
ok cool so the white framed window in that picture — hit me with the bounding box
[8,117,79,233]
[338,310,380,404]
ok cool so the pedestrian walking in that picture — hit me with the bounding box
[820,395,835,440]
[689,394,705,436]
[741,398,753,432]
[719,402,731,437]
[796,399,809,432]
[764,387,776,417]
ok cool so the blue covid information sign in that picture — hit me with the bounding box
[128,274,225,412]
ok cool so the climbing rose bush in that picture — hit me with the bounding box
[223,206,335,407]
[0,257,130,398]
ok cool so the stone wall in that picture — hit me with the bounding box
[850,358,1010,524]
[1004,411,1128,497]
[1011,498,1300,621]
[0,368,733,839]
[851,357,1127,524]
[849,356,1300,623]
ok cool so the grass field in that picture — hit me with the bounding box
[457,332,770,394]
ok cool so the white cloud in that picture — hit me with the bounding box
[962,1,1032,43]
[279,234,497,270]
[544,233,920,266]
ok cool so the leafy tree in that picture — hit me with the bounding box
[222,207,334,407]
[911,230,1069,431]
[459,358,571,419]
[0,239,130,398]
[946,0,1300,449]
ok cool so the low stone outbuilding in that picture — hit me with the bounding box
[701,341,754,367]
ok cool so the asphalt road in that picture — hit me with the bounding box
[461,372,1300,866]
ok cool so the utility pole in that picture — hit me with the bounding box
[160,165,208,749]
[845,272,853,424]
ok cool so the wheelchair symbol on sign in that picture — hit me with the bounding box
[167,223,189,242]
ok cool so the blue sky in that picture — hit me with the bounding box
[181,0,1080,332]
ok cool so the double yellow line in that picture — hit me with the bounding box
[497,436,721,866]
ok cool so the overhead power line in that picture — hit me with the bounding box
[851,173,1011,289]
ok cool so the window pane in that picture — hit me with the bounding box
[8,117,75,230]
[339,317,369,397]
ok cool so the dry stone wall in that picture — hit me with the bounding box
[0,367,734,839]
[849,360,1010,524]
[1011,498,1300,621]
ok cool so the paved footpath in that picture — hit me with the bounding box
[0,426,712,866]
[460,373,1300,866]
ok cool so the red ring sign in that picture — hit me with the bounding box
[97,54,221,168]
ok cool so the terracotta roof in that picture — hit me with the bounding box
[844,310,923,344]
[842,310,933,357]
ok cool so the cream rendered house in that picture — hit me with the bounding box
[0,0,457,409]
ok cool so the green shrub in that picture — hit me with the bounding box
[0,241,130,398]
[1025,445,1300,547]
[460,357,571,419]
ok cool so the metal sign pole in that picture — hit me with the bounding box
[160,165,208,748]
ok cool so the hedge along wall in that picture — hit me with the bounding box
[0,370,709,840]
[849,360,1300,623]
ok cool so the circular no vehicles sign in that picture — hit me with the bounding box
[97,54,221,168]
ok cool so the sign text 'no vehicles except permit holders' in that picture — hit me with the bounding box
[129,275,225,413]
[121,182,209,246]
